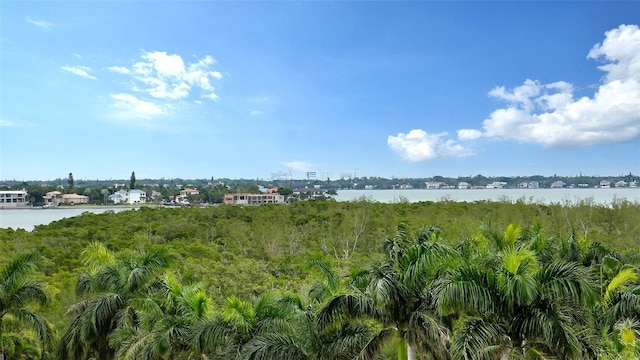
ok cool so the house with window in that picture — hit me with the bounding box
[223,193,285,205]
[62,193,89,204]
[0,190,29,208]
[108,189,146,204]
[457,182,470,189]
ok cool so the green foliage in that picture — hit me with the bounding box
[0,200,640,359]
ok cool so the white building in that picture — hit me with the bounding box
[486,182,507,189]
[223,193,285,205]
[550,181,566,188]
[457,182,470,189]
[615,180,628,188]
[108,189,146,204]
[128,189,147,204]
[0,190,29,208]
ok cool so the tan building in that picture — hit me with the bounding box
[180,188,200,197]
[223,193,285,205]
[61,193,89,204]
[0,190,30,208]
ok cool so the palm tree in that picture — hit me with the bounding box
[437,244,597,359]
[57,244,173,360]
[318,224,454,360]
[109,272,214,359]
[241,293,372,360]
[0,252,52,360]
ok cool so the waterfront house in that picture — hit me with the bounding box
[0,189,29,208]
[550,181,566,188]
[425,182,444,189]
[108,189,146,204]
[457,182,470,189]
[600,180,611,188]
[128,189,147,204]
[486,182,507,189]
[223,193,285,205]
[61,193,89,204]
[44,191,63,206]
[615,180,628,188]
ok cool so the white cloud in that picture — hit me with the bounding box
[250,110,262,116]
[0,118,18,127]
[283,161,316,172]
[107,66,130,74]
[0,117,36,128]
[465,24,640,148]
[457,129,483,140]
[388,129,474,162]
[109,93,165,119]
[112,51,222,101]
[61,65,97,80]
[26,17,54,31]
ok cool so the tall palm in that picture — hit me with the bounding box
[57,244,173,360]
[108,272,213,359]
[0,252,52,360]
[437,245,597,359]
[241,293,372,360]
[318,224,454,360]
[191,292,298,359]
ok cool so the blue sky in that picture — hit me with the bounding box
[1,1,639,181]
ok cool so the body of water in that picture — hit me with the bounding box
[0,206,136,231]
[334,188,640,205]
[1,188,638,231]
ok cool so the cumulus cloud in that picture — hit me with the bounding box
[109,93,165,119]
[467,24,640,148]
[111,51,223,101]
[26,17,54,30]
[388,129,474,162]
[250,110,263,116]
[283,161,316,172]
[61,65,97,80]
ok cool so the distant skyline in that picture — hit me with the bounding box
[1,2,639,181]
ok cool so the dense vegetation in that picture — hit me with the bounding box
[1,198,639,359]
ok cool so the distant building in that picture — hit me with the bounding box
[425,182,444,189]
[108,189,146,204]
[129,189,147,204]
[630,181,638,188]
[518,182,529,189]
[457,182,470,189]
[0,190,29,208]
[600,180,611,188]
[528,181,539,189]
[615,180,628,188]
[486,182,507,189]
[550,181,566,188]
[44,191,63,206]
[223,193,285,205]
[180,188,200,197]
[61,193,89,204]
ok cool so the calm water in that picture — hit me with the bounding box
[1,188,638,231]
[334,188,640,205]
[0,207,136,231]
